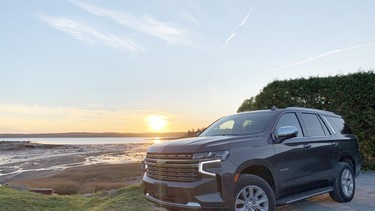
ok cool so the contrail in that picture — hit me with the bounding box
[234,6,255,31]
[222,4,255,50]
[264,42,375,73]
[222,33,236,49]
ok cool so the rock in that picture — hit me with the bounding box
[99,189,118,196]
[29,188,54,195]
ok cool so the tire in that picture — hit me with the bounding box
[233,174,275,211]
[329,162,356,202]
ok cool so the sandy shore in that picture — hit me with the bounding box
[0,141,152,184]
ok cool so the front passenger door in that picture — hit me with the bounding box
[273,112,320,196]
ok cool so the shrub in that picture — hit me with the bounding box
[237,70,375,169]
[53,181,80,195]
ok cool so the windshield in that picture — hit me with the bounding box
[200,112,275,136]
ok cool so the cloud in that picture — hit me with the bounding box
[180,12,199,25]
[70,0,199,47]
[265,42,375,73]
[222,5,255,50]
[37,14,145,53]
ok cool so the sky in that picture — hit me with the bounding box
[1,0,375,133]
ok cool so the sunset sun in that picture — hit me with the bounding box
[147,115,167,132]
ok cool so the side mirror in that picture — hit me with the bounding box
[275,126,298,143]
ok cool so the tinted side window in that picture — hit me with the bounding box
[301,113,326,136]
[276,113,303,137]
[318,115,332,135]
[327,116,353,134]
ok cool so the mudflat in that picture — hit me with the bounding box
[0,141,151,184]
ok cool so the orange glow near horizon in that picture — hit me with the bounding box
[0,103,213,134]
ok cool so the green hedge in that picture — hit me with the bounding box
[238,71,375,169]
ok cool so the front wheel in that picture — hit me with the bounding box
[233,174,275,211]
[329,162,355,202]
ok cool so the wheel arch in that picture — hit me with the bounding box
[339,154,355,172]
[236,160,278,198]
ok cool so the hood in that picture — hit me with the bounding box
[147,135,259,154]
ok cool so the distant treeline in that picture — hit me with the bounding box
[0,132,185,139]
[237,70,375,169]
[185,128,207,137]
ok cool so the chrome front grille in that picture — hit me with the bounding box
[147,153,193,160]
[145,153,199,182]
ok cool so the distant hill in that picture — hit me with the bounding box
[0,132,185,138]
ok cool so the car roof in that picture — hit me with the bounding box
[283,107,340,117]
[237,107,341,118]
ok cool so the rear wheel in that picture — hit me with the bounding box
[233,174,275,211]
[329,162,355,202]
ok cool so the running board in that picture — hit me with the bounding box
[277,186,333,205]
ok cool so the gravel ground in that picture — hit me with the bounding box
[278,171,375,210]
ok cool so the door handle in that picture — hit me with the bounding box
[330,142,338,147]
[304,144,312,149]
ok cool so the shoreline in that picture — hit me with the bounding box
[0,141,152,184]
[0,137,160,145]
[0,131,185,138]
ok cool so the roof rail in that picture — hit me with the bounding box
[286,107,336,115]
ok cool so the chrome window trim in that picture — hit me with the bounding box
[322,116,336,136]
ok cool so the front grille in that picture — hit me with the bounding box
[145,153,199,182]
[147,153,193,160]
[147,166,198,182]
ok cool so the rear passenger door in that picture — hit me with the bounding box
[299,113,338,182]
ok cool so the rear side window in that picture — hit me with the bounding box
[326,116,353,134]
[300,113,327,137]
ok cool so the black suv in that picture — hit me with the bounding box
[142,107,361,210]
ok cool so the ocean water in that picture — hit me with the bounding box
[0,137,162,145]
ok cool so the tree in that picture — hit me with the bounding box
[237,97,256,112]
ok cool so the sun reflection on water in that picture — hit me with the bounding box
[152,138,162,144]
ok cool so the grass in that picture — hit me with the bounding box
[0,185,155,211]
[2,162,161,210]
[8,163,143,195]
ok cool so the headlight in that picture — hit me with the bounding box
[193,150,230,161]
[195,150,229,177]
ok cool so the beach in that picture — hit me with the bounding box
[0,141,152,185]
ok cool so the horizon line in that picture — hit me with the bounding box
[0,131,186,138]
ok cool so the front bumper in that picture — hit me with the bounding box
[145,192,201,209]
[143,174,230,210]
[142,159,237,210]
